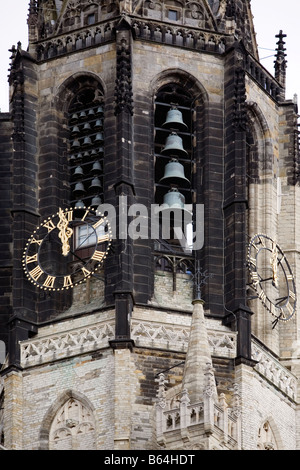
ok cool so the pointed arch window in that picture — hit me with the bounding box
[49,397,96,450]
[257,421,278,450]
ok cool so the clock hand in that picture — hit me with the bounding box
[275,296,288,305]
[259,277,273,283]
[57,208,73,257]
[270,241,279,288]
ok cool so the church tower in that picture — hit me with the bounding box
[0,0,299,451]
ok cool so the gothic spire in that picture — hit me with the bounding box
[181,300,217,403]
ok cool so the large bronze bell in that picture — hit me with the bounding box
[159,158,190,188]
[162,106,188,131]
[162,188,185,209]
[161,132,188,157]
[159,188,193,238]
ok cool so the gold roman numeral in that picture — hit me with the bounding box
[92,250,105,262]
[251,272,260,286]
[63,275,72,288]
[93,218,104,230]
[26,254,38,264]
[259,290,267,304]
[289,290,296,301]
[43,276,55,288]
[65,209,73,222]
[81,210,90,221]
[31,237,42,246]
[286,302,294,316]
[44,220,56,233]
[98,234,110,243]
[29,265,43,281]
[81,267,91,277]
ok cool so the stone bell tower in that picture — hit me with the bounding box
[0,0,300,451]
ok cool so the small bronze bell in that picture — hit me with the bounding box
[89,177,102,193]
[73,182,85,195]
[73,166,84,178]
[75,199,85,208]
[91,161,102,175]
[75,153,83,162]
[72,139,80,148]
[83,122,92,132]
[83,136,92,147]
[71,125,80,135]
[70,113,79,123]
[91,195,102,207]
[161,132,188,157]
[94,119,103,129]
[95,132,104,143]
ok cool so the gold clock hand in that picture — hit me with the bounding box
[57,208,73,257]
[270,241,279,288]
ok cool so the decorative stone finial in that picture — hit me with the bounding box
[274,30,287,91]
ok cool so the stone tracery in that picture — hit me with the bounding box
[49,398,96,450]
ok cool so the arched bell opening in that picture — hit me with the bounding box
[154,84,194,253]
[68,88,105,209]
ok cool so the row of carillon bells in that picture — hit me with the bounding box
[158,106,191,215]
[71,119,103,135]
[70,106,104,123]
[72,132,104,149]
[72,157,103,207]
[70,106,104,207]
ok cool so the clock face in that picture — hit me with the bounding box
[23,206,112,291]
[247,234,297,324]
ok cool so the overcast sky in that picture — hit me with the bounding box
[0,0,299,111]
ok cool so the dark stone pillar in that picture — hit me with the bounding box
[112,17,135,346]
[223,44,253,363]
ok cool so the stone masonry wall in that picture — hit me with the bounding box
[236,363,296,450]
